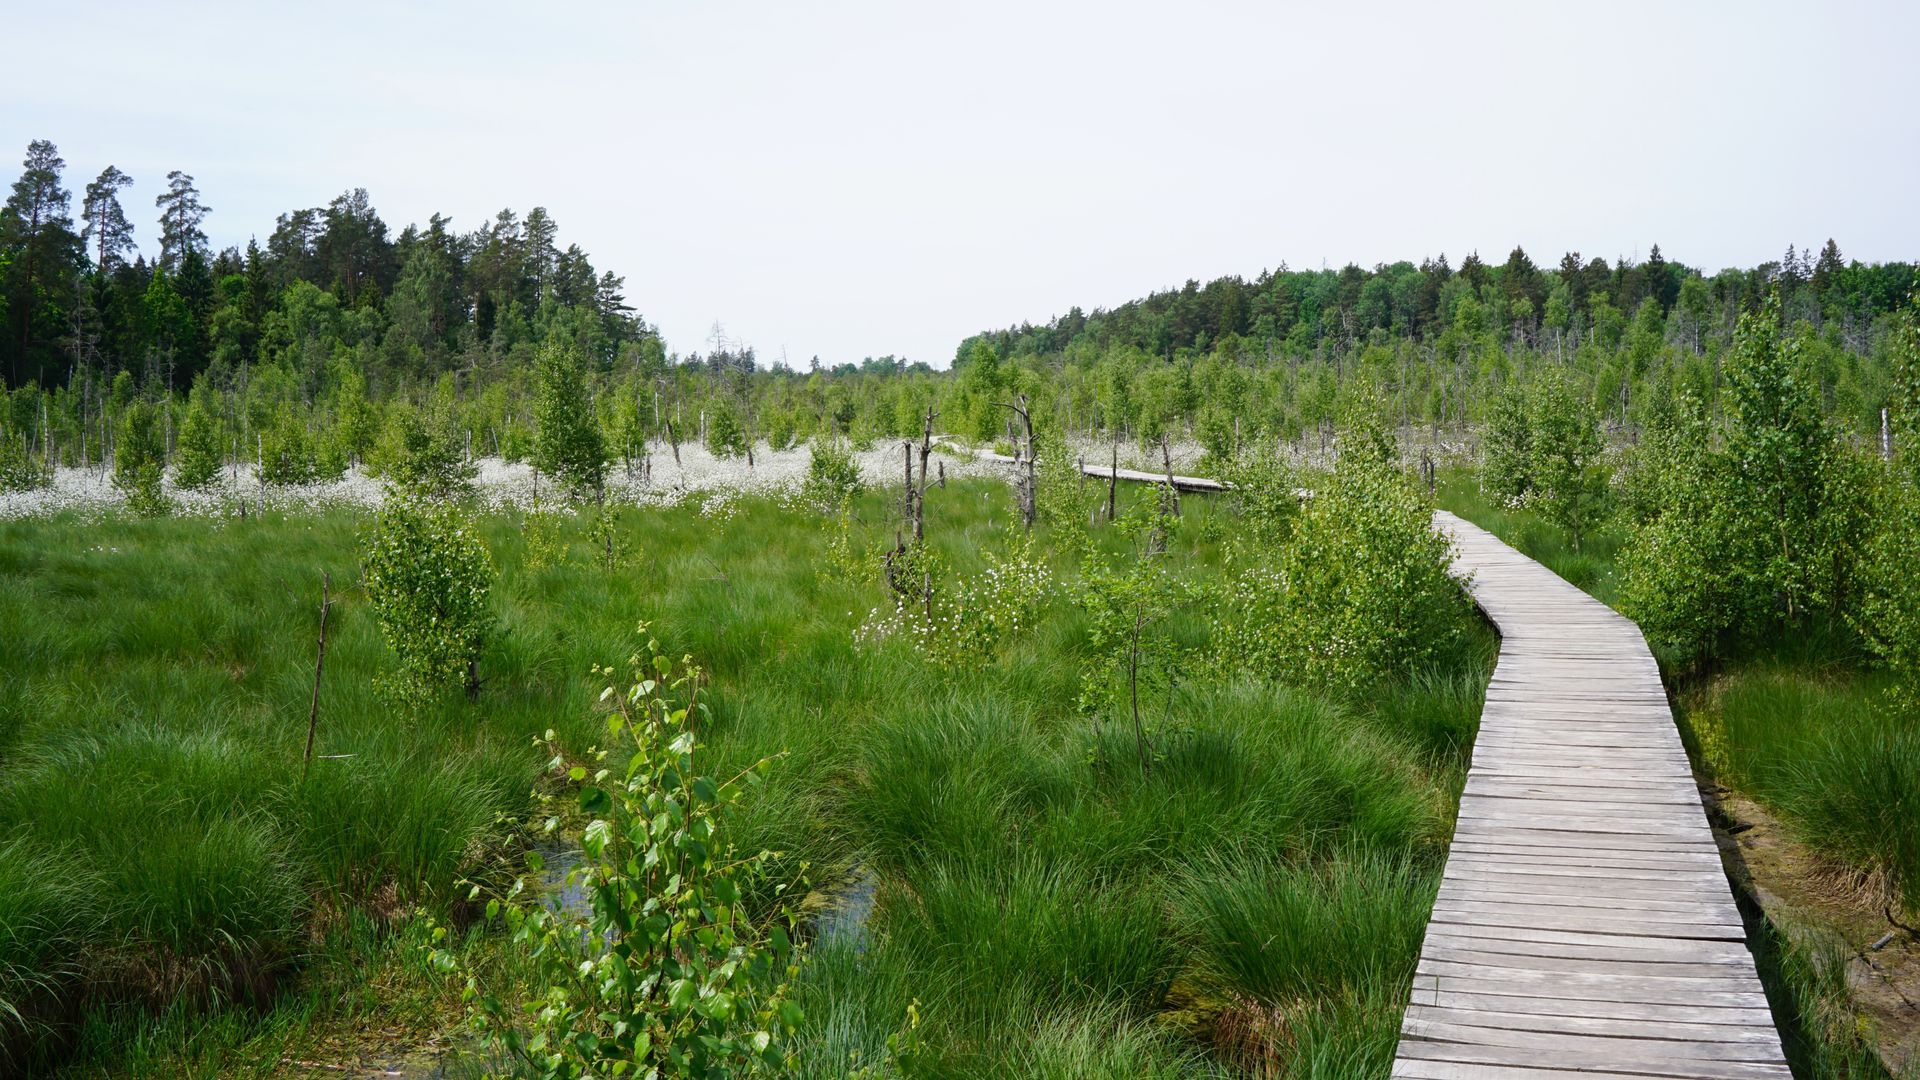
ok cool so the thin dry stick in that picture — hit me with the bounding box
[302,571,333,782]
[1159,433,1181,517]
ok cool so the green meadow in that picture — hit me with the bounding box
[0,475,1491,1077]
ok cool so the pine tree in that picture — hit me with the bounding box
[81,165,136,271]
[154,170,210,271]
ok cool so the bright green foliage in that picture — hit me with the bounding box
[1075,499,1191,769]
[361,494,495,703]
[1033,429,1099,535]
[704,398,749,460]
[1857,474,1920,714]
[380,394,476,499]
[440,634,802,1079]
[763,408,797,452]
[1720,304,1846,623]
[258,404,321,486]
[1174,847,1431,1006]
[112,399,168,515]
[1893,294,1920,478]
[609,393,651,478]
[1216,427,1465,694]
[0,422,47,491]
[1480,383,1532,504]
[1527,370,1607,551]
[1621,299,1874,662]
[955,341,1008,443]
[325,358,378,466]
[533,343,609,498]
[172,388,224,489]
[798,436,863,511]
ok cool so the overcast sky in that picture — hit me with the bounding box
[6,1,1916,367]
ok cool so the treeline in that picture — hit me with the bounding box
[0,138,656,396]
[5,134,1919,491]
[951,243,1916,452]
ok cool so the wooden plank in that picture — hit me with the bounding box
[1391,512,1787,1075]
[1402,1017,1787,1061]
[1395,1040,1790,1079]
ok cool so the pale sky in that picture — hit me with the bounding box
[7,1,1916,368]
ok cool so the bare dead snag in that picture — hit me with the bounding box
[992,394,1037,528]
[1107,439,1119,522]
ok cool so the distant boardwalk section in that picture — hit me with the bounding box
[1394,512,1788,1078]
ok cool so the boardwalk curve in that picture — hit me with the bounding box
[1393,511,1788,1077]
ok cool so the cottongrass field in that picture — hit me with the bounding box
[0,442,1008,522]
[0,467,1494,1078]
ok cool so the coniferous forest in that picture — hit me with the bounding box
[3,126,1920,1080]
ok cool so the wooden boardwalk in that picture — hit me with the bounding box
[968,447,1232,492]
[1395,512,1788,1078]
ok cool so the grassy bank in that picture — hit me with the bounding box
[1,475,1490,1077]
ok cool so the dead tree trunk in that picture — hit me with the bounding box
[1107,439,1119,522]
[994,394,1037,528]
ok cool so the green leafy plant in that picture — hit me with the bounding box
[381,396,477,499]
[704,399,750,460]
[361,493,496,703]
[1479,382,1532,505]
[1215,420,1465,694]
[113,399,170,516]
[1527,368,1608,551]
[534,343,610,499]
[1075,498,1192,771]
[1856,471,1920,714]
[172,389,224,490]
[436,631,803,1079]
[258,403,321,486]
[0,423,49,491]
[799,436,863,512]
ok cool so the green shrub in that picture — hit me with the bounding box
[257,404,320,486]
[705,398,750,460]
[859,531,1052,668]
[438,633,802,1079]
[0,430,48,492]
[113,400,170,516]
[764,408,797,452]
[1216,432,1466,694]
[361,494,496,703]
[1856,473,1920,713]
[1479,382,1531,504]
[1620,301,1875,664]
[799,436,863,510]
[377,399,475,499]
[1527,368,1608,551]
[533,343,609,498]
[172,392,224,490]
